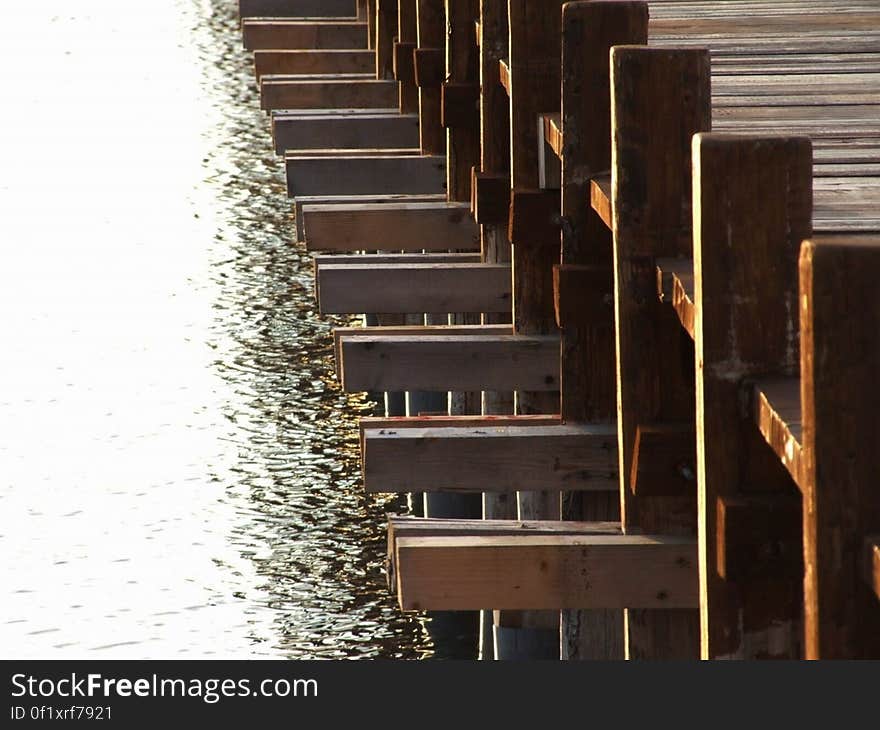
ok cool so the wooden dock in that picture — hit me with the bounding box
[237,0,880,660]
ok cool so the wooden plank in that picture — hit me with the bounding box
[302,201,479,251]
[285,154,445,197]
[260,78,399,110]
[254,50,374,79]
[295,193,446,241]
[394,533,699,610]
[752,378,803,486]
[800,235,880,658]
[590,175,612,229]
[239,0,356,18]
[361,413,557,437]
[339,334,559,392]
[315,252,480,267]
[363,423,618,493]
[242,20,367,50]
[611,46,708,660]
[335,324,512,380]
[693,134,812,660]
[316,262,511,314]
[272,112,420,153]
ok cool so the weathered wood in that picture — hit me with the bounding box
[335,324,511,380]
[611,46,709,659]
[254,50,374,79]
[242,21,368,51]
[286,154,445,197]
[631,424,696,498]
[272,112,420,153]
[416,1,445,155]
[376,0,396,79]
[260,78,399,110]
[693,133,813,659]
[800,235,880,659]
[316,262,511,314]
[397,0,419,113]
[716,495,802,582]
[445,0,480,201]
[363,423,617,493]
[339,334,559,393]
[302,201,479,251]
[239,0,356,18]
[655,257,696,338]
[394,533,699,610]
[295,193,446,242]
[752,377,803,485]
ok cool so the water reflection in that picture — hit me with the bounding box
[0,0,441,659]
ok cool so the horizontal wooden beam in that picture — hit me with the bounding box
[254,50,375,79]
[286,154,445,197]
[242,20,367,51]
[656,257,695,338]
[394,533,699,610]
[315,252,480,267]
[334,325,512,380]
[260,78,398,110]
[239,0,356,18]
[363,423,617,493]
[317,263,511,314]
[272,112,420,153]
[386,515,619,591]
[295,194,446,241]
[302,201,479,251]
[339,334,559,392]
[360,413,558,440]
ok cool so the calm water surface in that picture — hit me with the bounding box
[0,0,438,659]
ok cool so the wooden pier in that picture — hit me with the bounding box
[238,0,880,659]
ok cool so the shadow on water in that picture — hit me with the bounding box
[193,1,477,659]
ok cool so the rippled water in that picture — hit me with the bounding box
[0,0,444,659]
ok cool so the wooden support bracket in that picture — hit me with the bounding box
[362,422,618,494]
[630,423,696,498]
[394,41,416,82]
[442,82,480,128]
[472,171,509,225]
[509,188,561,248]
[413,47,444,87]
[552,264,613,329]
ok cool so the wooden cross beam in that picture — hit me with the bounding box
[362,423,617,493]
[316,262,510,315]
[272,111,420,153]
[242,20,368,50]
[302,200,478,251]
[338,334,559,393]
[260,78,399,110]
[239,0,357,19]
[285,153,445,197]
[253,49,375,79]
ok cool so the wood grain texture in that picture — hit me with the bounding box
[242,21,367,51]
[693,134,812,659]
[285,154,445,197]
[316,262,511,314]
[611,45,708,659]
[272,112,420,153]
[364,423,617,493]
[416,0,445,155]
[254,50,374,79]
[339,334,559,393]
[239,0,356,18]
[800,236,880,658]
[260,78,398,110]
[394,533,698,610]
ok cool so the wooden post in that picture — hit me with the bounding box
[693,134,813,659]
[444,0,480,202]
[376,0,397,79]
[416,0,445,156]
[557,0,647,661]
[611,46,710,659]
[477,0,514,660]
[503,0,565,659]
[800,236,880,659]
[367,0,377,49]
[397,0,419,114]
